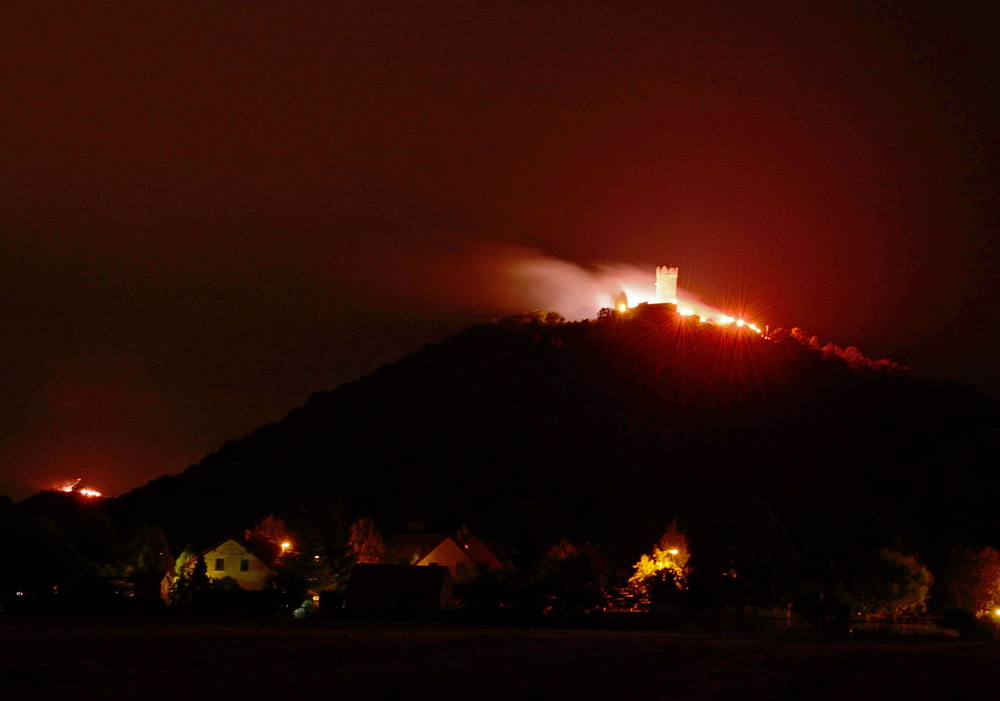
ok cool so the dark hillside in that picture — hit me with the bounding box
[111,312,999,551]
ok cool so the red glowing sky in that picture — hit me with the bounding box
[2,1,998,499]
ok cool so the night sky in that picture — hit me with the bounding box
[2,1,998,500]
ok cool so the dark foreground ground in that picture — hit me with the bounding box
[2,615,999,700]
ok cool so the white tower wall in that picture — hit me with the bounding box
[655,266,678,304]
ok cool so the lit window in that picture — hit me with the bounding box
[215,558,224,571]
[240,559,249,572]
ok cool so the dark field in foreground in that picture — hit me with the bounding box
[2,616,999,700]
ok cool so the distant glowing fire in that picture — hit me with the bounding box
[56,478,103,498]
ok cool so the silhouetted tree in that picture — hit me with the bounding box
[349,516,385,564]
[942,546,1000,617]
[536,540,607,617]
[0,514,94,594]
[246,513,291,567]
[272,502,352,598]
[847,548,933,619]
[191,554,210,589]
[689,497,802,614]
[72,510,120,574]
[169,546,209,606]
[630,518,692,594]
[250,513,291,547]
[122,521,172,574]
[603,508,661,572]
[476,500,552,577]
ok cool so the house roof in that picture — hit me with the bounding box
[388,533,449,563]
[461,538,505,569]
[205,537,274,562]
[179,538,275,571]
[389,531,506,569]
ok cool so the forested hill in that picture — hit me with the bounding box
[111,311,999,551]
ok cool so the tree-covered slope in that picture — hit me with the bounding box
[111,311,999,550]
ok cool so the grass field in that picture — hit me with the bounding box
[2,615,999,700]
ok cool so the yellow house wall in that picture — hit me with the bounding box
[203,540,272,591]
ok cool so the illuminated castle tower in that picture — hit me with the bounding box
[655,266,678,304]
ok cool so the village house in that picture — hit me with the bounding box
[388,528,505,585]
[187,538,274,591]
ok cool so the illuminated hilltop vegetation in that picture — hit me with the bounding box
[112,310,998,555]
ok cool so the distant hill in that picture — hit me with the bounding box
[110,310,999,552]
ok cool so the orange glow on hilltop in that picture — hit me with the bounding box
[56,478,103,498]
